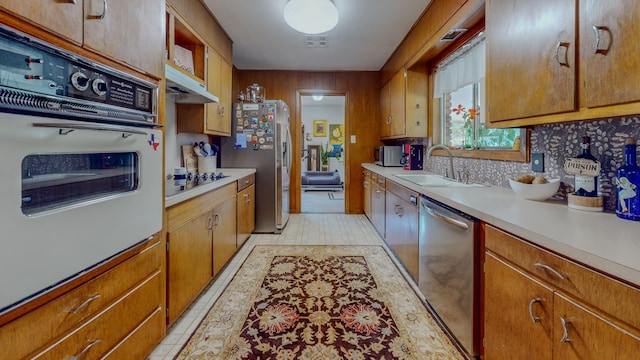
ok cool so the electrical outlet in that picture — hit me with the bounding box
[532,153,545,172]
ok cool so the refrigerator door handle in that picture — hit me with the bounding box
[286,124,293,170]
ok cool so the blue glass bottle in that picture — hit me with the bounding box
[616,137,640,221]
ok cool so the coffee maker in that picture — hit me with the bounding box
[402,144,424,170]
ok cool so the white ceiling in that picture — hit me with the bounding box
[202,0,433,71]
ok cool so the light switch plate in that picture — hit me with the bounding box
[532,153,544,172]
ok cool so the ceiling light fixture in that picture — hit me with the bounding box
[312,95,324,101]
[284,0,339,35]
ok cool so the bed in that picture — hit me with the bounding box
[301,170,344,191]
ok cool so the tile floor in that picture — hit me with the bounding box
[148,213,418,359]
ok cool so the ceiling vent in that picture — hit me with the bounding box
[441,28,468,42]
[304,35,328,48]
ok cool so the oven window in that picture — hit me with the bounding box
[21,152,139,216]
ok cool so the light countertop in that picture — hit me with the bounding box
[363,163,640,286]
[165,168,256,208]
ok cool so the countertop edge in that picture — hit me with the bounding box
[165,168,256,208]
[363,163,640,287]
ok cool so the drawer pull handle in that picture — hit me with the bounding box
[592,25,611,55]
[69,294,102,314]
[560,317,571,343]
[528,298,542,323]
[554,42,571,67]
[534,263,565,280]
[70,339,102,360]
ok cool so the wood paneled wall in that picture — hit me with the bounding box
[234,70,380,214]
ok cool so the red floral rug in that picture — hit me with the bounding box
[175,245,463,359]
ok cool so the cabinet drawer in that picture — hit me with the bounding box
[485,224,640,330]
[237,174,255,191]
[167,182,237,231]
[0,240,162,360]
[101,306,164,359]
[386,180,419,211]
[30,271,162,359]
[375,174,386,188]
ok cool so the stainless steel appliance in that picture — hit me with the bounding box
[419,196,480,357]
[374,145,403,167]
[0,25,162,313]
[221,100,291,233]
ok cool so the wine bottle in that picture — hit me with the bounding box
[616,137,640,221]
[574,136,598,197]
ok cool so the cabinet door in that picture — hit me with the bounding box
[486,0,576,122]
[212,196,237,276]
[370,182,386,237]
[389,69,406,137]
[380,81,392,138]
[167,212,213,324]
[580,0,640,108]
[553,294,640,360]
[384,191,419,280]
[205,49,232,136]
[0,1,83,45]
[237,184,255,248]
[363,170,371,219]
[83,0,164,78]
[484,253,554,359]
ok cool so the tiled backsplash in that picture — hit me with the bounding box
[425,116,640,212]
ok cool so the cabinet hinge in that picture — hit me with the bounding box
[166,242,169,252]
[166,307,169,317]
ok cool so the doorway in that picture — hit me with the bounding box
[300,94,346,213]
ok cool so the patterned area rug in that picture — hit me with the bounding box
[175,245,464,359]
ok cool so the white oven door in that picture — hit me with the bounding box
[0,114,162,312]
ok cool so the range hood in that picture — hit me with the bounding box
[165,64,219,103]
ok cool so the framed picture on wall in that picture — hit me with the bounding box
[313,120,327,137]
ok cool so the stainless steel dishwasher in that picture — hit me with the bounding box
[419,196,480,358]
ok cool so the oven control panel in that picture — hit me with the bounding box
[0,25,155,119]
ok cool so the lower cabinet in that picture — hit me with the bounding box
[0,237,164,359]
[483,225,640,359]
[384,181,419,280]
[236,174,255,248]
[370,173,386,236]
[363,168,372,219]
[166,182,237,325]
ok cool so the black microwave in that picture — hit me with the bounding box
[374,146,403,167]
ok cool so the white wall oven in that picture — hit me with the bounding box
[0,25,162,313]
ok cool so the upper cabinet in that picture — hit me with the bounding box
[0,0,165,79]
[204,48,232,136]
[485,0,576,123]
[380,64,428,140]
[579,0,640,109]
[486,0,640,126]
[0,1,83,45]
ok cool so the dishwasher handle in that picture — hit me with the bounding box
[424,206,469,231]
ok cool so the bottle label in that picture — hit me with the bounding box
[617,175,640,220]
[575,175,596,193]
[564,158,601,176]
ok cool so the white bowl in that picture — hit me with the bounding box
[508,178,561,201]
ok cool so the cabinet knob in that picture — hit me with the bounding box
[592,25,611,55]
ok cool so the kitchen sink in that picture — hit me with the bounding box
[392,173,486,188]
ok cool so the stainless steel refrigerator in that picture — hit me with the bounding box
[220,100,291,233]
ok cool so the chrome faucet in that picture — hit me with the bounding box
[427,144,455,180]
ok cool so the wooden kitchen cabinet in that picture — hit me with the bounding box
[384,181,419,280]
[236,174,255,248]
[485,0,576,123]
[483,224,640,359]
[205,48,233,136]
[370,173,386,237]
[380,65,428,139]
[166,182,237,324]
[0,238,164,359]
[212,193,237,276]
[0,1,83,45]
[363,168,372,219]
[166,211,213,324]
[486,0,640,126]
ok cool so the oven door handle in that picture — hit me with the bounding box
[425,206,469,231]
[33,122,147,138]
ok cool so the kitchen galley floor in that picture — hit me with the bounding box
[148,214,463,359]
